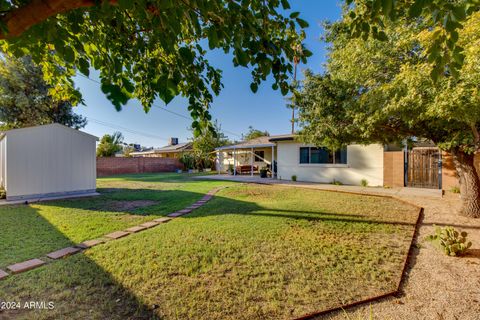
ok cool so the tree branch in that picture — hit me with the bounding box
[0,0,117,40]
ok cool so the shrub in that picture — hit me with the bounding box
[0,187,5,199]
[291,175,297,181]
[228,164,234,175]
[451,186,460,194]
[330,179,343,185]
[360,179,368,187]
[426,226,472,256]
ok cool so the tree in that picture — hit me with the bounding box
[243,126,270,141]
[345,0,480,80]
[0,0,311,134]
[96,132,124,157]
[296,13,480,218]
[0,56,87,130]
[191,120,231,169]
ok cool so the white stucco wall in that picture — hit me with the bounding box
[4,124,97,200]
[276,142,384,186]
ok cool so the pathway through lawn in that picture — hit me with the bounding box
[0,174,420,319]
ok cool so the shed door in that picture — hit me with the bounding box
[406,148,441,189]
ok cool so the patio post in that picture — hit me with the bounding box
[251,147,254,177]
[233,147,236,176]
[271,145,275,179]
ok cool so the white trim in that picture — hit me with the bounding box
[216,143,275,151]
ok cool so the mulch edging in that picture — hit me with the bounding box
[0,186,227,280]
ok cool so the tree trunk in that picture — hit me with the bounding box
[451,149,480,218]
[0,0,117,40]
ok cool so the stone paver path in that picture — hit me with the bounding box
[76,239,103,249]
[7,259,46,274]
[0,186,226,280]
[46,247,81,260]
[105,231,130,239]
[0,269,9,279]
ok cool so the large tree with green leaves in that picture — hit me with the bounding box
[0,0,310,134]
[345,0,480,80]
[243,126,270,141]
[296,12,480,218]
[96,131,124,157]
[191,120,230,169]
[0,55,87,130]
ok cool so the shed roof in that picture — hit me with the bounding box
[0,123,99,141]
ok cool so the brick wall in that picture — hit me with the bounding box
[383,151,404,187]
[97,157,183,177]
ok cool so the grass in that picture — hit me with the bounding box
[0,173,419,319]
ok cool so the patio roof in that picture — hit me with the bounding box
[216,136,275,150]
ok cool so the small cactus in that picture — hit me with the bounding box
[426,226,472,257]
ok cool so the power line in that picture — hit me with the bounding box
[87,117,170,142]
[76,73,242,138]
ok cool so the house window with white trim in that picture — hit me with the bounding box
[299,147,347,164]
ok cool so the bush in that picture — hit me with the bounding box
[426,226,472,256]
[451,186,460,194]
[291,175,297,181]
[330,179,343,185]
[360,179,368,187]
[0,187,5,199]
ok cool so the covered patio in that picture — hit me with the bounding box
[215,136,277,177]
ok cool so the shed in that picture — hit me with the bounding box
[0,123,98,201]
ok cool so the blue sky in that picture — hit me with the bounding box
[74,1,342,147]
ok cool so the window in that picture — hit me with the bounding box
[254,150,264,162]
[300,147,309,163]
[299,147,347,164]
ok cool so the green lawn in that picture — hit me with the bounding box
[0,173,419,319]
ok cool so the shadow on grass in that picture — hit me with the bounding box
[0,182,421,319]
[0,204,159,319]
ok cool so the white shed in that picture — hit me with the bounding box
[0,123,98,201]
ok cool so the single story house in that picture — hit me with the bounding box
[130,138,193,159]
[0,123,98,201]
[216,134,457,190]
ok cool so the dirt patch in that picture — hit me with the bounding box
[101,200,158,212]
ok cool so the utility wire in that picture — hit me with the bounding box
[76,73,243,138]
[87,117,170,142]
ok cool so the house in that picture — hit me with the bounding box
[216,134,384,186]
[216,134,457,190]
[0,123,98,201]
[130,137,193,158]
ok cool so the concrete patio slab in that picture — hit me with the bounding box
[46,247,81,260]
[0,269,9,280]
[140,221,160,228]
[153,217,172,223]
[76,239,103,249]
[125,225,148,233]
[196,175,443,198]
[105,231,130,239]
[7,258,45,274]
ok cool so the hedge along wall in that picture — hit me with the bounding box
[97,157,183,177]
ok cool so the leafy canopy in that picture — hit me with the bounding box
[0,0,311,135]
[243,126,270,141]
[96,131,124,157]
[0,55,87,130]
[297,11,480,154]
[345,0,480,80]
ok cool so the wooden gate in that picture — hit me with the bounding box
[406,148,441,189]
